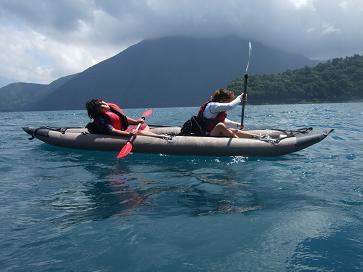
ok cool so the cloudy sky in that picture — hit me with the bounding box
[0,0,362,85]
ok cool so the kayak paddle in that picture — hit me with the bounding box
[117,109,152,159]
[241,41,252,127]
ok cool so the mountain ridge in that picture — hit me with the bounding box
[0,36,316,112]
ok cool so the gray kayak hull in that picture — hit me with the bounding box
[23,126,333,157]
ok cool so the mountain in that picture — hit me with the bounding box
[0,36,316,111]
[24,74,77,110]
[0,82,47,111]
[0,74,76,112]
[228,54,363,104]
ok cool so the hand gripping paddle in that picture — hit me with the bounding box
[117,109,152,159]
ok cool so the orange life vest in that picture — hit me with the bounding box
[101,103,128,130]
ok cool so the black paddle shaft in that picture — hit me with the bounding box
[241,73,248,126]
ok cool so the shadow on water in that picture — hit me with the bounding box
[35,144,271,225]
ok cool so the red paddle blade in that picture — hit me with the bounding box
[117,141,133,159]
[142,108,152,118]
[117,109,151,159]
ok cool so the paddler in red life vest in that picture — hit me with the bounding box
[198,88,258,138]
[85,99,167,139]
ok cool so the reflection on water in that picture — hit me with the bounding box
[37,148,264,225]
[32,144,348,227]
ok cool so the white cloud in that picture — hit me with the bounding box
[321,23,341,36]
[339,1,348,9]
[289,0,316,10]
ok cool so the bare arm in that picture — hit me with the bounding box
[110,128,132,137]
[127,117,145,125]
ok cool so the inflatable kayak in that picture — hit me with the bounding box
[23,126,333,157]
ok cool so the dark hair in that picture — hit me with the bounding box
[211,88,235,102]
[86,99,103,119]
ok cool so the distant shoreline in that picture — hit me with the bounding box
[1,100,362,113]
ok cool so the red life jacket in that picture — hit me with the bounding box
[198,102,227,132]
[102,103,128,130]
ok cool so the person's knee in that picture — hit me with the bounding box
[215,122,227,130]
[210,123,232,137]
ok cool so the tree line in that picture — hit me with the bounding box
[228,54,363,104]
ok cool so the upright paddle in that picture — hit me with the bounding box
[241,41,252,127]
[117,109,152,159]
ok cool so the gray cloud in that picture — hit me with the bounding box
[0,0,362,83]
[1,0,93,32]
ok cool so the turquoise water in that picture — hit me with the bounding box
[1,103,362,271]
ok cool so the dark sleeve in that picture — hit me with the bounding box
[96,117,114,134]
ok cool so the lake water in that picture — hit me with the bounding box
[1,103,362,271]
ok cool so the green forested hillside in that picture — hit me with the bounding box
[228,54,363,104]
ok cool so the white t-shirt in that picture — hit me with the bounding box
[203,95,242,128]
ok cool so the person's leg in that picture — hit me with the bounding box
[209,123,237,138]
[210,123,259,138]
[138,130,169,139]
[230,129,258,139]
[127,124,170,139]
